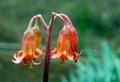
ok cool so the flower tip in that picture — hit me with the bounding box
[11,56,22,64]
[79,50,83,56]
[73,50,83,63]
[50,48,58,58]
[32,60,42,65]
[34,49,42,58]
[74,59,77,63]
[11,50,25,64]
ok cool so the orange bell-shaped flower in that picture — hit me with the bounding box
[12,25,43,67]
[51,24,81,63]
[50,14,82,63]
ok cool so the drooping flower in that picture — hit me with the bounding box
[12,24,43,68]
[50,15,82,64]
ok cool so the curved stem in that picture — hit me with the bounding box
[36,14,48,30]
[59,14,73,25]
[28,14,48,30]
[55,13,74,28]
[28,15,37,29]
[55,13,66,25]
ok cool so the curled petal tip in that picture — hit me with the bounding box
[79,50,83,56]
[14,52,25,60]
[32,60,42,65]
[50,48,57,54]
[11,57,22,64]
[73,52,79,63]
[34,49,42,59]
[11,51,24,64]
[51,54,58,59]
[73,50,83,63]
[50,48,58,58]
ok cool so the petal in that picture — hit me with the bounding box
[59,51,67,61]
[51,54,59,59]
[67,54,74,61]
[79,50,83,56]
[73,52,79,63]
[68,50,82,62]
[16,50,26,60]
[12,58,23,64]
[32,59,42,65]
[50,48,57,54]
[50,48,58,58]
[33,48,42,59]
[11,50,25,64]
[11,54,23,64]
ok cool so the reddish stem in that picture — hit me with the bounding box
[56,14,66,25]
[43,12,56,82]
[28,14,48,30]
[59,14,73,25]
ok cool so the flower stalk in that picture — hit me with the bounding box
[43,12,56,82]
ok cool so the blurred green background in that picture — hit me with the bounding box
[0,0,120,82]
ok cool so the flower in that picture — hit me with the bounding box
[12,26,43,68]
[50,23,82,63]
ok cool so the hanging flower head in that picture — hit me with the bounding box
[12,18,43,68]
[50,14,82,64]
